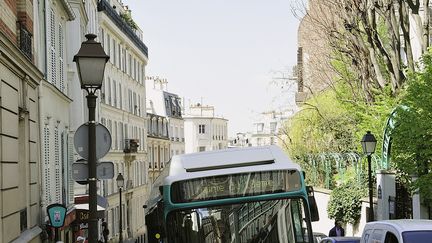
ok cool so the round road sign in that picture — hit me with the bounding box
[74,123,112,160]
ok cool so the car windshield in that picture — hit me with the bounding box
[166,198,312,243]
[402,231,432,243]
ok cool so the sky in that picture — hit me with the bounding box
[123,0,301,136]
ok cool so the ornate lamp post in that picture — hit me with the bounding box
[116,173,125,243]
[361,131,377,222]
[73,33,109,242]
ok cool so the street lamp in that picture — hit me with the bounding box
[73,33,109,242]
[361,131,377,222]
[116,173,125,243]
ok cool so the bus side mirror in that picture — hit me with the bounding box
[306,186,319,222]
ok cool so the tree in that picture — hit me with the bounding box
[391,50,432,204]
[292,0,430,103]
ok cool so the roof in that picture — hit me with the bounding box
[365,219,432,232]
[163,145,300,185]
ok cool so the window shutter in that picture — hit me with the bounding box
[43,126,52,204]
[49,9,56,86]
[54,128,61,203]
[68,133,74,204]
[58,24,65,92]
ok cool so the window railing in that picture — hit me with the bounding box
[19,22,32,60]
[97,0,148,58]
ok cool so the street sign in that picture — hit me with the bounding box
[74,123,112,160]
[47,204,67,228]
[72,161,115,181]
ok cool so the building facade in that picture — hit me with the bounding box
[0,0,43,242]
[147,113,170,182]
[146,77,185,158]
[184,104,228,153]
[97,0,149,241]
[295,0,335,104]
[35,0,77,241]
[249,110,292,148]
[228,132,252,148]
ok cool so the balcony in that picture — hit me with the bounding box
[97,0,148,58]
[19,23,32,60]
[123,138,139,153]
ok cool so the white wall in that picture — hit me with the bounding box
[312,188,372,237]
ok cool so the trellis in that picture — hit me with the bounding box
[305,152,383,189]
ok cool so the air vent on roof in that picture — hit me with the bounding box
[186,160,275,172]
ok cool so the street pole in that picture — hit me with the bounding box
[87,93,98,242]
[368,154,374,222]
[119,187,123,243]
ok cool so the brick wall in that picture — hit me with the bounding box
[1,0,33,58]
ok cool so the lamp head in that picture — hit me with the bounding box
[361,131,377,155]
[73,34,109,90]
[116,173,125,188]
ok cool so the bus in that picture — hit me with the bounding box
[144,145,319,243]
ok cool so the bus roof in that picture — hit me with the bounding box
[164,145,301,185]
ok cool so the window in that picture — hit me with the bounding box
[20,209,27,232]
[113,80,117,107]
[198,124,205,134]
[107,78,111,105]
[257,123,264,133]
[384,232,399,243]
[270,122,277,133]
[148,147,152,168]
[199,146,206,152]
[107,34,111,61]
[119,83,122,109]
[113,39,116,66]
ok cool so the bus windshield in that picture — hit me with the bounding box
[171,170,302,203]
[166,198,312,243]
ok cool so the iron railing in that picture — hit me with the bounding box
[19,22,32,60]
[97,0,148,57]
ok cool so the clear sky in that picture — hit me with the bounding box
[123,0,300,136]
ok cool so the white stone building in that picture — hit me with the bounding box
[249,109,293,148]
[146,112,170,182]
[36,1,78,241]
[184,104,228,153]
[146,77,185,158]
[228,132,252,148]
[97,0,149,241]
[0,0,43,241]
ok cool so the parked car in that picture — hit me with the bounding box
[320,236,361,243]
[314,232,327,243]
[361,219,432,243]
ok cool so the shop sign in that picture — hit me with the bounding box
[47,204,67,228]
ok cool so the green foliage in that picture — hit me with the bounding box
[120,12,138,30]
[391,49,432,203]
[285,88,358,187]
[327,180,367,225]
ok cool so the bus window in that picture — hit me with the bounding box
[166,199,312,243]
[171,170,302,203]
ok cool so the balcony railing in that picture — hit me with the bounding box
[19,23,32,60]
[124,138,140,153]
[97,0,148,58]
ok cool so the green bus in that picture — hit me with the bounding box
[144,145,319,243]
